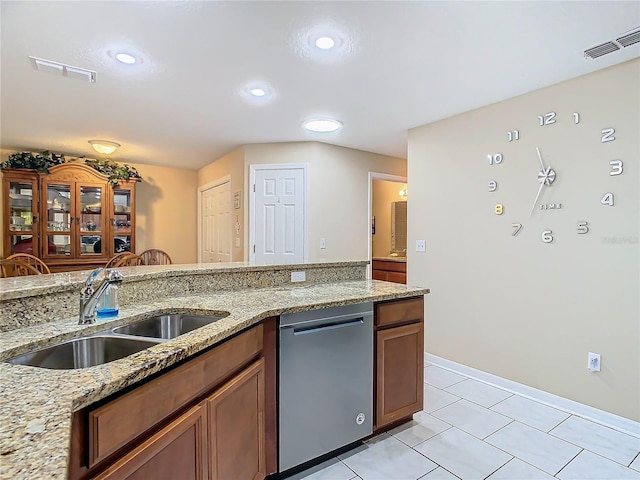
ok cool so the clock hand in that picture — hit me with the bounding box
[536,147,545,170]
[529,180,545,216]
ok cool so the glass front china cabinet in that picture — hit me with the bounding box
[2,163,137,272]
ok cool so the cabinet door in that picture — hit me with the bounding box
[41,179,75,259]
[207,358,266,480]
[3,172,39,257]
[92,403,207,480]
[110,184,135,256]
[376,322,424,429]
[77,182,108,259]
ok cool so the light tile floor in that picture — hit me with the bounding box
[286,365,640,480]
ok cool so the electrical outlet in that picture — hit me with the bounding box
[416,240,426,252]
[291,271,306,283]
[588,352,601,372]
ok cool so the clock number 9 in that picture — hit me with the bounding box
[488,180,497,192]
[488,153,503,165]
[541,230,554,243]
[609,160,623,176]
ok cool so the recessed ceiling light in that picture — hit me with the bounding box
[303,119,343,133]
[315,36,335,50]
[250,87,267,97]
[115,53,136,64]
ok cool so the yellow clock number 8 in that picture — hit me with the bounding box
[494,204,504,215]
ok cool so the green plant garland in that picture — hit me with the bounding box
[1,151,142,185]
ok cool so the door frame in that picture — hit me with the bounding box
[249,163,309,264]
[368,172,407,278]
[197,175,231,263]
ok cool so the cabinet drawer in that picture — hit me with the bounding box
[88,324,263,467]
[372,260,406,273]
[375,296,423,328]
[387,272,406,284]
[372,270,388,281]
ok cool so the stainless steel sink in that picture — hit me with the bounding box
[6,335,160,370]
[112,314,226,340]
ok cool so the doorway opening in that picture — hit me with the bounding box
[368,172,407,281]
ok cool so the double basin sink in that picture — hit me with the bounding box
[6,313,228,370]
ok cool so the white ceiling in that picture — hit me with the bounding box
[1,1,638,170]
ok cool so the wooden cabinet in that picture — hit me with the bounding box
[372,259,406,284]
[69,324,268,480]
[207,359,266,480]
[374,296,424,430]
[91,403,208,480]
[1,164,137,271]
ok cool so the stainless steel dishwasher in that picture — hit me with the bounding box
[278,302,374,472]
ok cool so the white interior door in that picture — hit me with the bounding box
[251,165,306,264]
[200,180,231,263]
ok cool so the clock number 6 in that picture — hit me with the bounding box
[541,230,554,243]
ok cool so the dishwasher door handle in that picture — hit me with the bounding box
[292,318,364,336]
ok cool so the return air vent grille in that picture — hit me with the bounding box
[616,30,640,48]
[584,41,620,59]
[29,56,96,83]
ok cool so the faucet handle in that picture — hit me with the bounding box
[81,267,104,298]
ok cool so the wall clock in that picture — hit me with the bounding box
[486,110,625,243]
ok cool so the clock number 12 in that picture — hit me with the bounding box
[538,112,556,126]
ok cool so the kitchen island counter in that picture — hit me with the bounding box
[0,262,428,479]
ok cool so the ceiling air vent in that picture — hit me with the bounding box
[29,56,96,83]
[616,30,640,48]
[584,41,620,59]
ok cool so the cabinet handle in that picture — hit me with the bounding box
[110,218,116,226]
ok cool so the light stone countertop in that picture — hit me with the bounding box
[372,256,407,263]
[0,278,428,479]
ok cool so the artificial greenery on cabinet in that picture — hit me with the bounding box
[1,151,142,185]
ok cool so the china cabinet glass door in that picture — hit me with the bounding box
[43,182,73,258]
[6,176,39,256]
[111,185,134,255]
[78,184,106,257]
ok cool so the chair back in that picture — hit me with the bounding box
[109,253,143,267]
[1,259,42,277]
[139,249,172,265]
[5,253,51,274]
[105,252,131,268]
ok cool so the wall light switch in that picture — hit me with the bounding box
[320,238,326,249]
[235,237,240,248]
[416,240,426,252]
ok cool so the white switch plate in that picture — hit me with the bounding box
[320,238,326,249]
[416,240,426,252]
[588,352,601,372]
[291,271,306,283]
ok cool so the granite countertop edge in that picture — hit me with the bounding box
[0,279,429,479]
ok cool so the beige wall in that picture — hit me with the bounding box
[197,147,246,262]
[127,162,198,264]
[372,180,407,257]
[407,59,639,421]
[243,142,406,262]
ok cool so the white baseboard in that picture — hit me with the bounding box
[424,352,640,439]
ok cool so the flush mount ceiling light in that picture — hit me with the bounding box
[315,36,335,50]
[250,87,267,97]
[88,140,120,155]
[303,119,343,133]
[115,52,137,64]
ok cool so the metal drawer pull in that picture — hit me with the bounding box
[293,318,364,336]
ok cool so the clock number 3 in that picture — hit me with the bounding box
[610,160,623,176]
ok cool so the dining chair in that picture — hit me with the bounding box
[0,259,42,277]
[139,249,172,265]
[110,253,143,267]
[105,252,131,268]
[5,253,51,274]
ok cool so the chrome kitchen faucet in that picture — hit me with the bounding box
[79,268,124,324]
